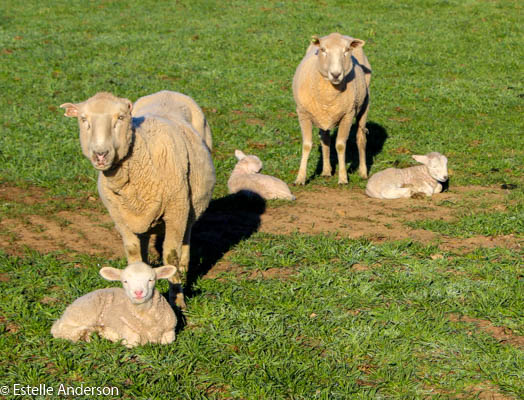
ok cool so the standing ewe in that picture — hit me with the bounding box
[60,91,216,309]
[365,152,449,199]
[293,32,372,185]
[51,262,177,347]
[228,149,296,200]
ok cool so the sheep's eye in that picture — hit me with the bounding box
[148,279,153,282]
[123,280,128,284]
[81,117,87,123]
[320,47,326,53]
[118,115,125,121]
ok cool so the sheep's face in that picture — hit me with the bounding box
[234,150,263,174]
[60,93,133,171]
[241,155,263,174]
[100,262,176,305]
[312,33,365,86]
[413,153,449,183]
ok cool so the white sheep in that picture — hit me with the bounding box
[365,152,449,199]
[132,90,212,150]
[60,91,216,309]
[227,149,296,200]
[293,32,372,185]
[51,262,177,347]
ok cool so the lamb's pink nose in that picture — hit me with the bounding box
[134,290,143,298]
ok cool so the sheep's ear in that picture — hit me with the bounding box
[412,155,429,164]
[154,265,177,280]
[100,267,122,281]
[311,35,320,46]
[60,103,79,117]
[350,38,365,49]
[234,149,246,160]
[123,98,133,113]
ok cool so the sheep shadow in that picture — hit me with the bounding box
[154,192,265,331]
[311,121,388,182]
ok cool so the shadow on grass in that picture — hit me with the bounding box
[156,192,265,331]
[310,121,388,182]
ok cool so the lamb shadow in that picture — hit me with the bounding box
[311,121,388,181]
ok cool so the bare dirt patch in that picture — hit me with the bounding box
[0,183,520,273]
[449,313,524,349]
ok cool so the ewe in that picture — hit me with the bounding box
[60,91,216,308]
[51,262,177,347]
[293,32,372,185]
[228,149,296,200]
[365,152,449,199]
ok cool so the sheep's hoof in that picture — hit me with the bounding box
[321,171,332,177]
[410,192,425,200]
[294,178,306,185]
[337,177,348,185]
[358,170,368,179]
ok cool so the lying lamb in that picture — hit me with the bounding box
[60,91,216,309]
[293,32,372,184]
[228,150,296,200]
[51,262,177,347]
[365,152,449,199]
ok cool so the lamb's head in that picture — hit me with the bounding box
[60,92,133,171]
[311,32,365,86]
[413,152,449,182]
[100,262,176,305]
[234,149,263,174]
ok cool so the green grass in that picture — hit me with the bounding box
[1,239,523,399]
[0,0,523,398]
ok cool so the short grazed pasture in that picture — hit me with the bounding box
[0,0,522,398]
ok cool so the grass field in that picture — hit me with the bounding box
[0,0,523,398]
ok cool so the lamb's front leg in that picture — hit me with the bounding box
[295,113,313,185]
[335,114,354,184]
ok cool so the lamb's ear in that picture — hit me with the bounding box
[154,265,177,280]
[100,267,123,281]
[60,103,79,117]
[311,35,320,46]
[234,149,246,161]
[412,155,429,164]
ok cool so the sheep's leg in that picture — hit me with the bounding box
[319,129,332,177]
[356,100,370,179]
[179,222,193,282]
[335,114,354,184]
[295,114,313,185]
[163,215,189,310]
[115,223,142,263]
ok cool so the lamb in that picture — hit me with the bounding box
[227,150,296,200]
[51,262,177,347]
[365,152,449,199]
[60,91,216,309]
[293,32,372,185]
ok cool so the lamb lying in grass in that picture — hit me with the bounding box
[228,150,296,200]
[51,262,177,348]
[365,152,448,199]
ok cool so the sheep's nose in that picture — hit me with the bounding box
[331,71,341,79]
[442,175,448,181]
[94,151,108,158]
[134,290,143,297]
